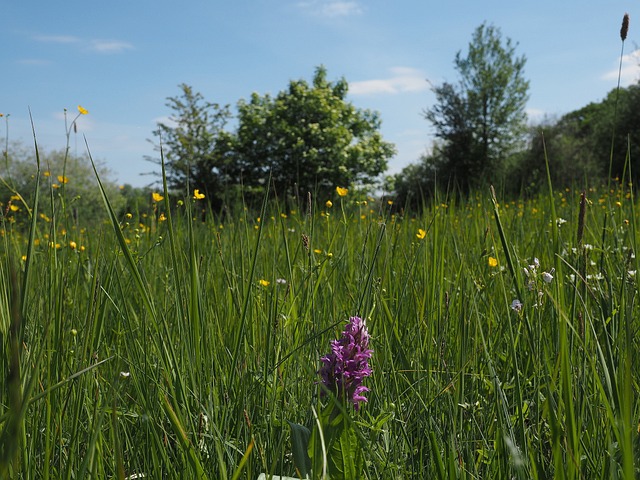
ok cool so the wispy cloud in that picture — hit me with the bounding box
[89,40,133,53]
[33,34,133,54]
[17,58,53,66]
[350,67,428,96]
[602,49,640,85]
[297,0,363,17]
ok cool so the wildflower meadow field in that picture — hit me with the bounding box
[1,141,639,479]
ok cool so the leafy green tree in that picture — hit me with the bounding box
[585,83,640,181]
[423,23,529,192]
[512,83,640,193]
[0,142,125,228]
[388,151,437,210]
[233,66,396,201]
[150,84,233,210]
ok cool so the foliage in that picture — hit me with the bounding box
[233,66,395,203]
[511,83,640,194]
[422,23,530,193]
[387,154,436,210]
[2,159,640,478]
[150,84,234,211]
[155,69,395,209]
[0,143,125,228]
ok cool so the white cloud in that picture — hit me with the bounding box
[350,67,428,96]
[526,108,546,122]
[33,34,133,54]
[89,40,133,54]
[297,0,362,17]
[17,58,52,66]
[602,49,640,85]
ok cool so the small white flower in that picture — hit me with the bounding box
[628,270,636,278]
[511,299,523,312]
[556,218,567,227]
[542,271,554,283]
[119,371,131,379]
[276,278,287,285]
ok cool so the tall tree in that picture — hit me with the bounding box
[424,23,529,191]
[233,66,396,200]
[150,84,233,209]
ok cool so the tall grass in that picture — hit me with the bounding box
[1,150,639,477]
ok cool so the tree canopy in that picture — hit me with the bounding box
[153,67,396,208]
[150,84,233,210]
[233,66,395,200]
[423,23,530,193]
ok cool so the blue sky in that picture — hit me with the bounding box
[2,1,639,187]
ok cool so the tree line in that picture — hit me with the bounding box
[3,22,636,219]
[148,66,395,210]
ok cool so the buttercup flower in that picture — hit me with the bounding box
[152,192,164,202]
[193,189,205,200]
[488,256,498,267]
[336,186,348,197]
[319,316,373,410]
[416,229,426,240]
[78,105,89,115]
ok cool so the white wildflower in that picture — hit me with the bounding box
[511,299,523,312]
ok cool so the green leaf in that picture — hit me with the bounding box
[288,421,311,478]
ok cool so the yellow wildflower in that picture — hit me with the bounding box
[9,205,19,212]
[259,279,270,287]
[336,186,348,197]
[193,189,205,200]
[57,175,69,184]
[43,171,51,177]
[326,200,333,208]
[314,248,322,254]
[77,105,89,115]
[152,192,164,202]
[488,256,498,267]
[69,241,77,250]
[159,213,167,222]
[416,229,426,240]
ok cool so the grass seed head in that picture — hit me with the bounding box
[621,13,630,41]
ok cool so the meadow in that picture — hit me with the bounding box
[0,147,639,479]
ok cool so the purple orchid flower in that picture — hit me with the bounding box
[318,316,373,410]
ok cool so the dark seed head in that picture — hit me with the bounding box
[621,13,630,41]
